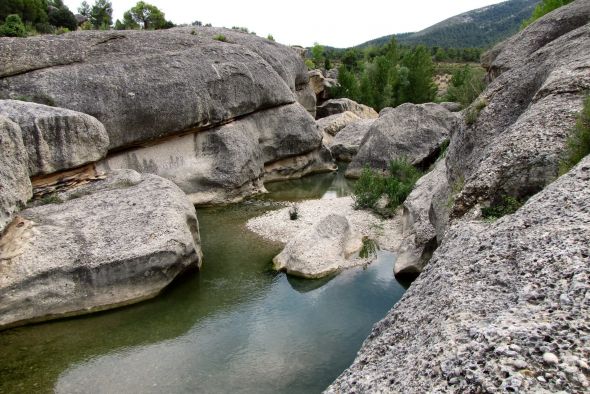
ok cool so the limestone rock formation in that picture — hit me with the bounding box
[317,111,361,145]
[327,155,590,393]
[272,214,364,278]
[346,103,457,178]
[308,69,338,104]
[0,28,308,150]
[0,116,31,233]
[329,119,375,162]
[316,98,378,120]
[395,159,448,276]
[0,170,202,329]
[98,103,331,205]
[0,100,109,176]
[446,1,590,217]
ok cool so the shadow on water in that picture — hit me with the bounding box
[0,167,410,394]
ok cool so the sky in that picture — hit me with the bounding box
[63,0,507,48]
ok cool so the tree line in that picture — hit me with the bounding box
[0,0,174,37]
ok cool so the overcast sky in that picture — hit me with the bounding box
[63,0,507,48]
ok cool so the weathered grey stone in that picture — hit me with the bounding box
[0,28,306,150]
[439,101,462,112]
[97,103,331,205]
[447,2,590,217]
[329,119,375,162]
[264,144,336,183]
[296,84,317,117]
[0,170,202,329]
[0,116,31,233]
[346,103,457,178]
[327,155,590,394]
[316,98,378,120]
[395,159,448,276]
[0,100,109,176]
[318,111,361,146]
[273,214,364,278]
[308,69,338,103]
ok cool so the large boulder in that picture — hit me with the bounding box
[0,170,202,329]
[0,116,31,232]
[0,100,109,176]
[272,214,364,278]
[317,111,361,146]
[327,154,590,393]
[97,103,331,205]
[308,69,338,104]
[0,28,307,150]
[395,159,448,276]
[329,119,375,162]
[316,98,378,120]
[346,103,457,178]
[447,1,590,217]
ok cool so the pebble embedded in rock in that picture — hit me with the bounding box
[543,352,559,365]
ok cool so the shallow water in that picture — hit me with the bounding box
[0,169,408,394]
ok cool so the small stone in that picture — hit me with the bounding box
[509,344,522,352]
[537,376,547,383]
[543,352,559,365]
[512,360,527,369]
[559,294,572,305]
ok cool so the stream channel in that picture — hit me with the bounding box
[0,168,410,394]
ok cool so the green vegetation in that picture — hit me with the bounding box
[353,159,422,217]
[331,38,437,111]
[266,34,274,41]
[465,98,487,125]
[39,193,63,205]
[445,65,487,108]
[358,0,538,49]
[481,195,523,220]
[0,14,27,37]
[116,1,173,30]
[559,94,590,174]
[359,237,380,259]
[213,34,227,42]
[522,0,574,28]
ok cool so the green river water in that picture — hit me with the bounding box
[0,169,409,394]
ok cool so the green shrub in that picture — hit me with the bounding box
[359,237,380,259]
[465,98,487,125]
[304,59,315,70]
[213,34,227,42]
[353,159,422,216]
[559,94,590,174]
[445,65,487,108]
[0,14,27,37]
[522,0,574,28]
[481,195,523,220]
[266,34,274,41]
[55,26,69,35]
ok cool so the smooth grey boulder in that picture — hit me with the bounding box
[329,119,375,162]
[0,28,306,150]
[447,1,590,217]
[0,170,202,329]
[296,84,317,117]
[0,100,109,176]
[316,98,378,120]
[439,101,462,112]
[346,103,457,178]
[0,116,31,232]
[318,111,361,146]
[395,159,448,276]
[273,214,364,278]
[98,103,331,205]
[308,69,338,103]
[327,155,590,394]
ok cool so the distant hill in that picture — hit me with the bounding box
[357,0,539,48]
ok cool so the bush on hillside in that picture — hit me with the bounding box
[445,65,487,108]
[559,94,590,174]
[0,14,27,37]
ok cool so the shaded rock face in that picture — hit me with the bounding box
[272,214,363,278]
[447,1,590,217]
[98,103,329,205]
[308,69,338,104]
[346,103,457,178]
[0,28,308,150]
[329,119,375,162]
[316,98,378,120]
[327,156,590,393]
[0,170,202,329]
[0,100,109,176]
[395,159,448,276]
[0,116,32,232]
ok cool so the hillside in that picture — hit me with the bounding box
[358,0,539,48]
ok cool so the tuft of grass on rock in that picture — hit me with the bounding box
[559,94,590,175]
[213,34,227,42]
[465,98,487,125]
[481,195,523,221]
[353,159,422,217]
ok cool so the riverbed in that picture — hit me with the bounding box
[0,169,409,394]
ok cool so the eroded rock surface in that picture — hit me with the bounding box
[346,103,456,178]
[327,155,590,394]
[0,116,31,232]
[0,100,109,176]
[316,98,378,120]
[329,119,375,162]
[0,170,202,329]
